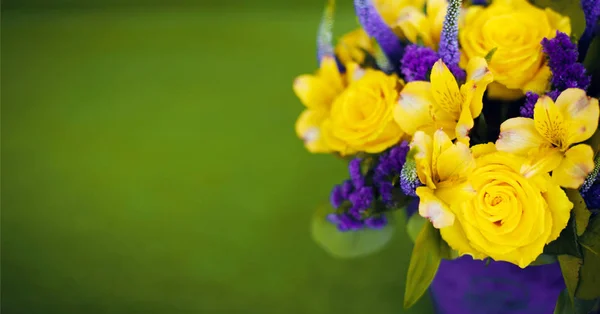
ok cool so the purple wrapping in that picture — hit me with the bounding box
[430,256,565,314]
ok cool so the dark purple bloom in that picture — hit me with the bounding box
[349,158,364,188]
[365,215,388,229]
[401,44,439,82]
[349,186,374,214]
[546,89,560,101]
[330,184,345,208]
[579,0,600,61]
[438,0,466,82]
[541,31,591,91]
[471,0,488,5]
[583,183,600,209]
[400,159,421,197]
[378,181,394,204]
[341,180,354,199]
[334,213,365,231]
[354,0,404,68]
[520,92,538,118]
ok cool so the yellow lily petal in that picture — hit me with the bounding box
[412,131,436,189]
[552,144,595,189]
[431,60,463,120]
[520,146,563,178]
[293,56,344,111]
[534,95,567,149]
[496,117,547,156]
[436,141,476,183]
[456,104,474,146]
[295,109,331,153]
[464,56,494,118]
[416,187,455,229]
[554,88,600,146]
[394,81,435,135]
[395,7,434,48]
[431,129,453,181]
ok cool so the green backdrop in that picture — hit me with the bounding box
[1,1,433,313]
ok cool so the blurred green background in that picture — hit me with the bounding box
[1,1,434,313]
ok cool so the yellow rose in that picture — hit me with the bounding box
[322,70,404,155]
[440,144,573,268]
[460,0,571,98]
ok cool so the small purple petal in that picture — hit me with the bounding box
[349,158,364,188]
[401,45,439,82]
[378,181,395,204]
[583,183,600,209]
[349,186,374,212]
[365,215,388,229]
[354,0,404,67]
[520,92,538,118]
[327,213,341,224]
[579,0,600,61]
[542,31,590,91]
[341,180,354,199]
[330,184,345,209]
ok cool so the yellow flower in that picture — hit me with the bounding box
[394,57,493,145]
[322,70,404,155]
[293,56,344,153]
[460,0,570,98]
[412,129,476,228]
[335,28,374,65]
[374,0,444,48]
[439,145,573,268]
[496,88,599,188]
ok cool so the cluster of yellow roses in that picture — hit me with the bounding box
[293,0,600,267]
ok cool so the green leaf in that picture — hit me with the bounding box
[559,254,582,302]
[554,289,574,314]
[566,189,591,236]
[311,203,395,259]
[404,220,442,309]
[531,254,558,266]
[576,216,600,300]
[484,47,498,63]
[406,214,426,243]
[545,213,582,258]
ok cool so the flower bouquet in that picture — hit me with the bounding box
[292,0,600,313]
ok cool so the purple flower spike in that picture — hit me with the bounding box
[400,159,421,197]
[401,45,439,82]
[341,180,354,199]
[354,0,404,67]
[579,0,600,62]
[438,0,466,82]
[349,158,364,188]
[365,215,388,229]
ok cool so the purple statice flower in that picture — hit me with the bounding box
[401,44,439,82]
[471,0,488,5]
[378,181,395,204]
[365,215,388,229]
[328,212,365,231]
[546,89,560,101]
[330,184,345,209]
[541,31,591,91]
[354,0,404,68]
[400,158,421,197]
[349,158,364,188]
[372,142,410,203]
[520,92,538,118]
[579,0,600,62]
[438,0,466,82]
[341,180,354,199]
[348,186,374,218]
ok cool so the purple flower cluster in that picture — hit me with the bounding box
[521,32,589,118]
[373,142,410,204]
[400,45,439,82]
[400,158,421,197]
[581,157,600,210]
[541,31,591,91]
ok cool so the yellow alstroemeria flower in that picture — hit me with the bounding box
[293,56,345,153]
[440,144,573,268]
[394,57,493,145]
[412,129,476,229]
[460,0,570,99]
[322,69,405,155]
[496,88,599,188]
[373,0,444,48]
[334,28,374,65]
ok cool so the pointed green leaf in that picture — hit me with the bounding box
[554,289,574,314]
[404,220,442,309]
[484,47,498,63]
[311,203,395,259]
[566,189,591,236]
[531,254,558,266]
[559,254,582,302]
[576,216,600,300]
